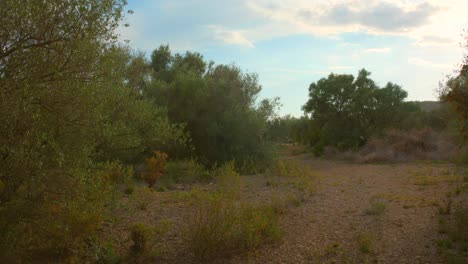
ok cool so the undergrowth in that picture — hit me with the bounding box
[186,189,283,260]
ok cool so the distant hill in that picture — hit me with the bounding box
[409,101,441,112]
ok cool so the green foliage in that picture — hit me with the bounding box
[165,159,211,184]
[438,30,468,145]
[440,66,468,144]
[266,115,297,143]
[301,69,410,152]
[96,161,134,184]
[146,45,279,171]
[0,0,128,260]
[0,1,187,261]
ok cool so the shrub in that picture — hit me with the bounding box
[95,244,121,264]
[80,238,121,264]
[238,203,282,250]
[275,159,312,178]
[438,193,453,215]
[358,233,373,253]
[365,200,386,215]
[132,187,155,211]
[270,194,289,215]
[140,151,168,188]
[96,161,124,184]
[275,159,317,194]
[130,223,153,256]
[214,162,243,199]
[438,206,468,263]
[165,159,210,184]
[128,220,173,259]
[187,191,282,260]
[451,207,468,244]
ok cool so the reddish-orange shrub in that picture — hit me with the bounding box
[140,151,168,188]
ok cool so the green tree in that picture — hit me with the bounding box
[302,69,409,154]
[0,1,186,261]
[147,46,278,171]
[440,65,468,142]
[438,29,468,143]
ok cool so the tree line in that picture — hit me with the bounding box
[267,65,466,156]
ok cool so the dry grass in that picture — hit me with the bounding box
[274,159,319,195]
[186,190,282,260]
[345,128,459,163]
[413,175,463,186]
[373,193,439,208]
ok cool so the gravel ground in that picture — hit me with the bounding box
[102,154,466,264]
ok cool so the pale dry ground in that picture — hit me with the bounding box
[104,154,466,264]
[227,157,463,264]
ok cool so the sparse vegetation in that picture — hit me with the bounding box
[214,161,243,199]
[275,159,318,195]
[358,233,374,253]
[438,193,454,215]
[438,207,468,263]
[365,200,386,216]
[186,190,282,260]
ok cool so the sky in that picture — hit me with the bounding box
[119,0,468,116]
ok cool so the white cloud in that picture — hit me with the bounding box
[207,25,254,48]
[414,35,457,47]
[244,0,467,47]
[408,57,452,68]
[120,0,467,51]
[364,47,391,53]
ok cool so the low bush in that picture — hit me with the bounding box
[438,206,468,263]
[186,191,282,260]
[165,159,211,184]
[365,200,386,216]
[275,159,317,194]
[128,220,173,259]
[131,187,155,211]
[358,233,374,253]
[214,162,243,199]
[96,161,134,185]
[140,151,168,188]
[130,223,153,256]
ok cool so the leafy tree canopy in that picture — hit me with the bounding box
[302,69,409,153]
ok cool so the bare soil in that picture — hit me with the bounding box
[103,152,467,263]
